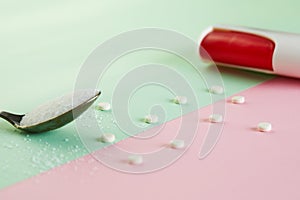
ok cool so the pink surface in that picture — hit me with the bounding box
[2,77,300,200]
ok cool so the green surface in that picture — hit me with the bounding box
[1,0,299,189]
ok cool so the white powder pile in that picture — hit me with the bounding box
[20,89,99,127]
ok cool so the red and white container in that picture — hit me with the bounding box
[199,25,300,78]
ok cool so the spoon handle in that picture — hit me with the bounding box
[0,111,24,126]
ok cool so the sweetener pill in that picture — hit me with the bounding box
[128,155,143,165]
[257,122,272,132]
[100,133,116,143]
[174,96,187,104]
[208,114,223,123]
[144,115,158,124]
[209,85,224,94]
[231,96,245,104]
[96,102,111,111]
[169,139,185,149]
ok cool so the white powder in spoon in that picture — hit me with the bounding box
[20,89,98,127]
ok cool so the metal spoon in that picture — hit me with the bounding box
[0,90,101,133]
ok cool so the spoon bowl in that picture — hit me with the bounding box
[0,90,100,133]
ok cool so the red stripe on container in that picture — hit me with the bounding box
[200,29,275,71]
